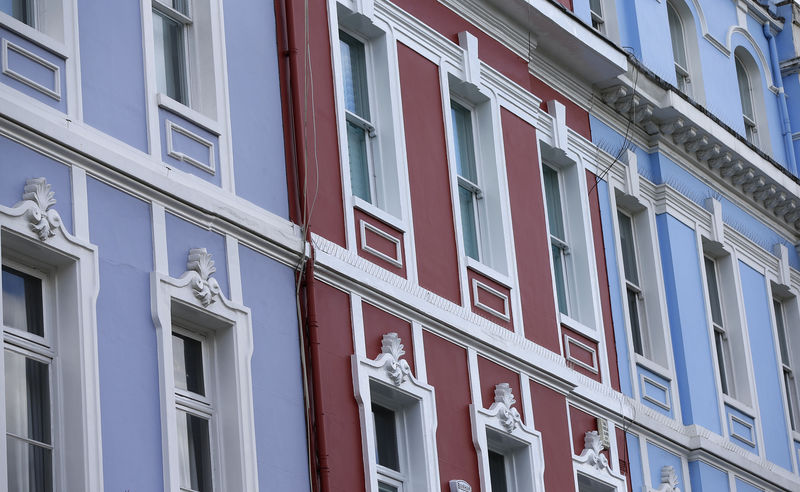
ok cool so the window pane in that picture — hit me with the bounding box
[773,300,790,365]
[784,371,796,431]
[704,258,723,326]
[171,0,189,16]
[542,166,566,241]
[667,4,687,70]
[458,186,480,260]
[5,351,51,445]
[488,450,508,492]
[617,212,639,285]
[0,0,33,26]
[177,410,213,492]
[589,0,602,16]
[451,101,478,183]
[153,11,187,104]
[7,436,52,492]
[173,332,205,396]
[714,331,729,395]
[378,483,398,492]
[736,58,754,121]
[372,403,399,472]
[346,121,371,202]
[339,32,370,120]
[627,288,644,356]
[2,266,44,336]
[552,245,569,315]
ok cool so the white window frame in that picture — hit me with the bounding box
[470,383,545,492]
[769,292,800,436]
[0,176,103,492]
[664,0,705,103]
[539,149,601,335]
[732,48,771,153]
[152,0,193,106]
[352,332,440,492]
[329,3,407,224]
[572,430,627,492]
[699,246,755,412]
[589,0,605,35]
[151,249,257,492]
[0,0,68,45]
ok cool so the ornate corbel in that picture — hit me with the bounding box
[650,465,680,492]
[378,333,413,386]
[15,177,63,241]
[186,248,221,307]
[487,383,522,433]
[575,431,610,472]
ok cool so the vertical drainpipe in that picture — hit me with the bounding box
[763,23,798,175]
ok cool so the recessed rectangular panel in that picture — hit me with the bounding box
[1,38,60,101]
[564,335,598,374]
[636,365,673,417]
[725,404,757,451]
[166,120,215,174]
[472,279,510,321]
[360,220,403,268]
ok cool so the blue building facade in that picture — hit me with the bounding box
[0,1,309,491]
[584,0,800,490]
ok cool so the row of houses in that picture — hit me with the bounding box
[0,0,799,490]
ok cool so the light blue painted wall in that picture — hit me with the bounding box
[223,0,291,218]
[626,433,644,491]
[597,177,633,397]
[0,135,73,235]
[735,477,764,492]
[78,0,149,152]
[238,244,310,490]
[638,365,674,418]
[646,442,684,490]
[688,460,730,492]
[738,261,793,470]
[589,117,800,270]
[165,212,229,299]
[656,213,721,433]
[0,27,67,113]
[87,178,163,492]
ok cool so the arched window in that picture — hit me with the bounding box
[667,2,689,92]
[735,55,758,146]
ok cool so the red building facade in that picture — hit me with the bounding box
[278,0,634,490]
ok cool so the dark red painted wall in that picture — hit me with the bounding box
[587,170,622,392]
[313,282,363,492]
[477,356,523,424]
[362,301,415,377]
[392,0,589,138]
[501,109,560,352]
[530,381,575,492]
[398,43,462,305]
[616,427,633,492]
[423,331,480,491]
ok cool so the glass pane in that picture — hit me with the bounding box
[5,351,51,445]
[7,436,52,492]
[2,266,44,336]
[372,403,399,472]
[736,58,754,121]
[627,288,644,356]
[339,32,370,120]
[347,121,372,202]
[171,0,189,16]
[173,332,205,396]
[715,331,729,395]
[589,0,602,16]
[0,0,33,26]
[704,258,723,326]
[378,482,398,492]
[552,245,569,315]
[617,212,639,285]
[153,11,187,104]
[451,101,478,183]
[668,4,687,70]
[458,186,480,260]
[774,300,790,365]
[784,371,796,431]
[177,410,213,492]
[488,450,508,492]
[542,166,566,241]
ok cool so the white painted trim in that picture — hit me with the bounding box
[359,219,403,268]
[471,277,510,322]
[150,255,258,492]
[1,38,61,100]
[70,165,89,240]
[151,202,169,275]
[564,335,600,375]
[158,92,222,135]
[639,373,672,412]
[164,119,216,174]
[728,412,757,448]
[0,177,104,491]
[225,235,242,304]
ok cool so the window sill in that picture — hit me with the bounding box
[465,257,510,288]
[792,430,800,442]
[157,93,221,136]
[352,197,405,233]
[722,395,755,419]
[0,13,67,58]
[633,354,672,380]
[559,312,596,341]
